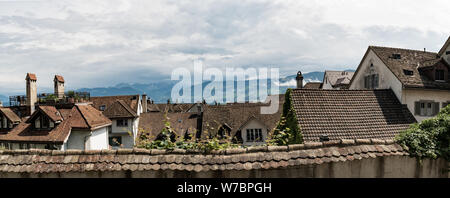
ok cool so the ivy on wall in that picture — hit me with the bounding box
[267,88,303,145]
[395,105,450,161]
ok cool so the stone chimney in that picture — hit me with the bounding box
[142,94,148,113]
[0,101,3,107]
[54,75,65,99]
[296,71,304,89]
[26,73,37,114]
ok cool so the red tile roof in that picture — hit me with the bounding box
[138,112,199,140]
[290,89,416,142]
[103,100,138,118]
[25,73,37,81]
[54,75,64,83]
[0,104,111,144]
[0,108,21,123]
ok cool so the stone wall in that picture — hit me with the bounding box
[0,139,448,178]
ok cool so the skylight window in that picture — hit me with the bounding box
[403,69,414,76]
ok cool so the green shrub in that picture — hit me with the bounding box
[395,105,450,161]
[267,88,302,145]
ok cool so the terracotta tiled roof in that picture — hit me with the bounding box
[0,105,111,143]
[368,46,450,90]
[103,100,138,118]
[90,95,140,115]
[0,139,408,173]
[54,75,64,83]
[25,73,37,81]
[0,108,21,123]
[202,102,283,138]
[75,104,112,129]
[32,106,63,122]
[138,112,200,140]
[303,82,323,89]
[290,89,416,142]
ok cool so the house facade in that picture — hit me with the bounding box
[0,74,112,150]
[90,95,143,149]
[349,40,450,122]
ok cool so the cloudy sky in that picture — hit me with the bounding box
[0,0,449,94]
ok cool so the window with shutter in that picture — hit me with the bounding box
[414,102,420,115]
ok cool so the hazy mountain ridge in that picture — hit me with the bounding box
[0,70,354,105]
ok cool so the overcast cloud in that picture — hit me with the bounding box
[0,0,449,94]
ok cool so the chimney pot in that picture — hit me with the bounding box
[26,73,37,115]
[296,71,304,89]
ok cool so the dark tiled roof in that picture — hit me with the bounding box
[202,102,283,138]
[303,82,323,89]
[54,75,65,83]
[0,139,407,173]
[75,104,112,129]
[290,89,416,142]
[102,100,138,118]
[90,95,140,115]
[324,71,354,87]
[368,46,450,90]
[147,103,197,113]
[138,112,199,140]
[0,108,21,123]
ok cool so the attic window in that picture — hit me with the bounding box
[391,54,401,59]
[435,69,445,81]
[403,69,414,76]
[446,51,450,55]
[99,105,106,111]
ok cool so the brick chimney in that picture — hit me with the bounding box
[296,71,304,89]
[54,75,65,99]
[142,94,148,113]
[26,73,37,114]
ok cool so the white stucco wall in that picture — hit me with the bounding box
[349,50,404,101]
[66,130,90,150]
[402,89,450,122]
[109,118,138,148]
[89,127,109,150]
[240,119,268,146]
[111,119,133,134]
[442,44,450,64]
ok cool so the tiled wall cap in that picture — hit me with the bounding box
[51,150,65,156]
[150,149,166,155]
[83,150,102,155]
[64,149,83,155]
[169,149,186,155]
[185,149,203,154]
[209,150,225,155]
[355,139,371,144]
[247,146,268,153]
[116,149,133,155]
[225,148,246,155]
[267,146,288,152]
[132,148,151,154]
[288,144,304,151]
[341,139,356,146]
[304,142,323,149]
[100,149,117,155]
[322,140,340,147]
[385,139,395,145]
[370,139,386,144]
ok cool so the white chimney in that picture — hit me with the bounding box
[296,71,304,89]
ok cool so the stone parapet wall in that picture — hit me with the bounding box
[0,139,448,178]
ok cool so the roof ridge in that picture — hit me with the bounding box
[116,99,137,116]
[369,45,438,54]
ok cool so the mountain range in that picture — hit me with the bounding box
[0,70,354,105]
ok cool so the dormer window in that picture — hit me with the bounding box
[403,69,414,76]
[435,69,445,81]
[33,115,54,130]
[391,54,401,59]
[99,105,106,111]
